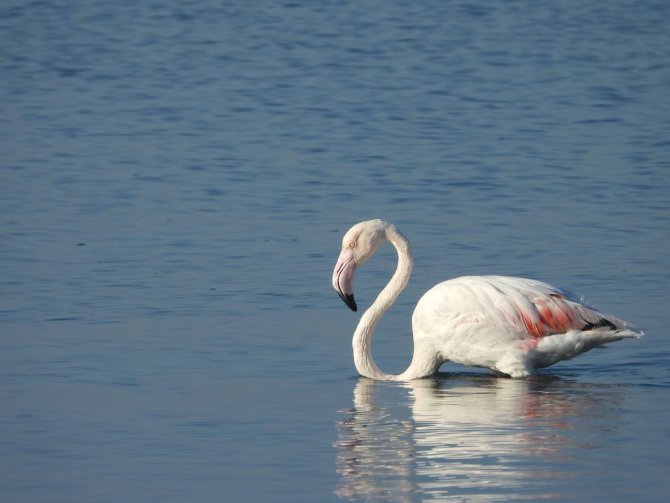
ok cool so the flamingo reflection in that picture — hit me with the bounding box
[335,375,625,501]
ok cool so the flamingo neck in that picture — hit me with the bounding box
[352,226,426,381]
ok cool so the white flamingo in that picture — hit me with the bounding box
[332,219,642,380]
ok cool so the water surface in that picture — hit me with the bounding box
[1,0,669,501]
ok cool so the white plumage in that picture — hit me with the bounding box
[332,219,642,380]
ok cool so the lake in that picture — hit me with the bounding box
[1,0,669,501]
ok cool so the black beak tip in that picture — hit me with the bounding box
[338,291,357,312]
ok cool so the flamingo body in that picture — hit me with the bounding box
[412,275,639,377]
[332,219,642,380]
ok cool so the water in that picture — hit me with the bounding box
[1,0,669,501]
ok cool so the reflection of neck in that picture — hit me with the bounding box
[335,378,417,501]
[352,226,431,381]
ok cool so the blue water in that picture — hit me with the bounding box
[2,0,669,501]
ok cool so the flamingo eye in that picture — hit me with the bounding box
[348,241,356,249]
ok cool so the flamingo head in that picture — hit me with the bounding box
[332,219,391,312]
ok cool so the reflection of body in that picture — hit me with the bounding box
[332,220,642,379]
[335,377,625,501]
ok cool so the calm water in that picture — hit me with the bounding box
[2,0,669,501]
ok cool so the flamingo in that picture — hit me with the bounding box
[332,219,642,380]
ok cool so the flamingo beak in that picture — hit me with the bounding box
[332,248,357,311]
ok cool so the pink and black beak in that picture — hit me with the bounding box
[332,248,357,311]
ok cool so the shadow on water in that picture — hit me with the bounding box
[334,374,630,502]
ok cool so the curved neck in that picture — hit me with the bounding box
[352,226,419,381]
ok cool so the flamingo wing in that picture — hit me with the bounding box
[451,276,636,338]
[489,277,616,337]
